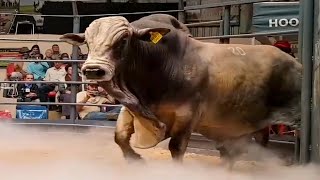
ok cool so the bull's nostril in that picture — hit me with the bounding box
[96,69,106,76]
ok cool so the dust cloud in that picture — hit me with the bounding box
[0,123,318,180]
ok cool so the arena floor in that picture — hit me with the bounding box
[0,123,318,180]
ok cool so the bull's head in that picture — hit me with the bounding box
[60,16,171,82]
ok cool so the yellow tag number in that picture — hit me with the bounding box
[150,32,163,44]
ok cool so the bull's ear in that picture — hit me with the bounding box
[135,28,170,44]
[60,33,86,46]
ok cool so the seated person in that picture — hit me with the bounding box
[26,54,49,81]
[6,61,26,81]
[38,62,66,102]
[58,64,82,94]
[76,82,121,121]
[17,74,39,102]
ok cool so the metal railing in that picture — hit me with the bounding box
[0,0,297,119]
[0,0,305,162]
[0,0,297,126]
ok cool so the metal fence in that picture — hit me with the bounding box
[1,0,312,163]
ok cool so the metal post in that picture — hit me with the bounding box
[239,3,253,34]
[311,0,320,163]
[299,0,314,164]
[220,5,230,44]
[294,1,304,164]
[71,1,80,123]
[178,0,185,23]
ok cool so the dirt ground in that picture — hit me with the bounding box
[0,123,318,180]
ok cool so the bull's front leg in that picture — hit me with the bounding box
[168,128,192,162]
[168,107,195,162]
[167,100,205,162]
[114,106,143,162]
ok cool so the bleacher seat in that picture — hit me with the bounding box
[16,105,48,119]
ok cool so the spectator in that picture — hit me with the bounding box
[17,73,39,102]
[38,62,66,102]
[6,47,29,80]
[44,62,67,82]
[76,82,120,120]
[29,44,40,57]
[59,64,82,93]
[60,52,71,66]
[26,54,49,81]
[60,53,69,59]
[20,47,30,60]
[44,49,54,67]
[273,40,295,58]
[51,44,61,60]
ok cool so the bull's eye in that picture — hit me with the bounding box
[116,37,128,50]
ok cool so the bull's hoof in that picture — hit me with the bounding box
[126,155,146,165]
[219,158,236,171]
[125,153,145,163]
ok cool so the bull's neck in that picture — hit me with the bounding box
[120,35,188,106]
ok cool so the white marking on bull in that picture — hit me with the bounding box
[227,47,246,56]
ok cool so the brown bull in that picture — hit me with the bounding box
[60,15,302,167]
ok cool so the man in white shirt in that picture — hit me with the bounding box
[38,62,66,102]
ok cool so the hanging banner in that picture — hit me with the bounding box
[252,2,299,33]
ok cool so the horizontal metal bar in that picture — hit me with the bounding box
[184,0,271,11]
[0,59,85,63]
[8,120,117,127]
[0,101,123,107]
[0,37,64,42]
[0,30,297,43]
[269,139,295,145]
[194,29,299,40]
[0,80,89,85]
[185,20,222,27]
[187,20,239,28]
[0,9,183,18]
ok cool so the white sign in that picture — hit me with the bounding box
[269,18,299,28]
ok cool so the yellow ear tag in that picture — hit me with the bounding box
[150,32,163,44]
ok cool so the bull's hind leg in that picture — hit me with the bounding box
[114,106,143,162]
[217,135,252,170]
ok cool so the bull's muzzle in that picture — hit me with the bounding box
[81,64,113,81]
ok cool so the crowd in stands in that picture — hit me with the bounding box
[5,44,121,121]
